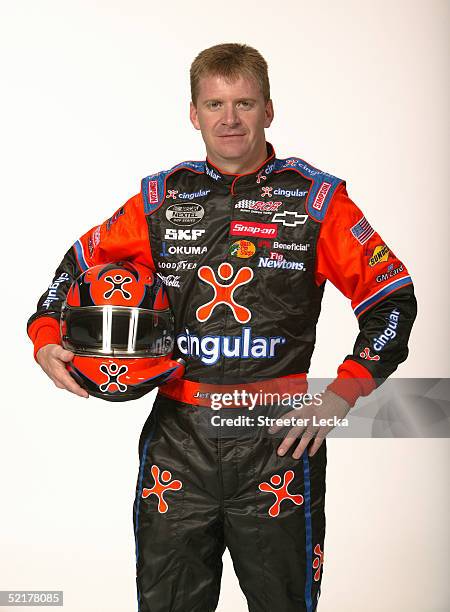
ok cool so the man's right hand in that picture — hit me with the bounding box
[36,344,89,398]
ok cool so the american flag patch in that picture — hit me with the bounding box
[350,216,375,245]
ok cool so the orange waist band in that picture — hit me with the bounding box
[159,373,308,408]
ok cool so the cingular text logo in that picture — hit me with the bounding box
[43,272,70,308]
[177,327,286,365]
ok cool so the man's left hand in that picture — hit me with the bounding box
[268,390,351,459]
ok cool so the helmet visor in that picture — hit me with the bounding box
[61,305,174,357]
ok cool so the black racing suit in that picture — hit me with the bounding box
[27,143,417,611]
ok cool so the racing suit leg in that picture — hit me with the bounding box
[133,396,326,612]
[133,395,225,612]
[222,412,326,612]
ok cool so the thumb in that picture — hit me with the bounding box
[58,347,75,363]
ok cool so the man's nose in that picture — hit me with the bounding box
[221,104,241,127]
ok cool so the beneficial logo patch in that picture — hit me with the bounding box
[166,203,204,226]
[369,245,390,267]
[229,240,256,259]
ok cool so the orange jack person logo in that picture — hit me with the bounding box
[313,544,324,581]
[258,470,304,517]
[141,465,183,514]
[196,262,254,323]
[99,363,128,392]
[359,347,380,361]
[104,274,133,299]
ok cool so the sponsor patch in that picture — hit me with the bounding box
[258,256,305,271]
[312,182,331,211]
[164,228,206,241]
[359,347,380,361]
[271,211,308,227]
[88,225,101,257]
[106,207,125,232]
[166,203,204,226]
[179,188,210,200]
[42,272,70,309]
[157,273,181,288]
[160,242,207,257]
[376,263,404,283]
[229,240,256,258]
[206,166,220,181]
[235,200,282,214]
[273,240,309,252]
[158,260,197,272]
[196,263,253,323]
[369,245,390,267]
[351,216,374,245]
[177,327,286,365]
[148,180,159,205]
[372,308,400,352]
[273,187,308,198]
[230,221,278,238]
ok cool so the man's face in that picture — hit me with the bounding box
[190,73,274,168]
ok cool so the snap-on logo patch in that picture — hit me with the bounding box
[230,220,278,239]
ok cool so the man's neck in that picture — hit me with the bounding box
[207,142,269,175]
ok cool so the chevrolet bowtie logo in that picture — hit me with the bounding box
[271,211,308,227]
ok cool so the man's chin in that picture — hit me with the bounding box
[214,137,249,159]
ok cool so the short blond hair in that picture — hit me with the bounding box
[190,43,270,105]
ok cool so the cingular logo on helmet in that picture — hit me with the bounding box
[176,327,286,365]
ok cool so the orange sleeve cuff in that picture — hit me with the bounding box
[27,317,61,361]
[327,359,376,407]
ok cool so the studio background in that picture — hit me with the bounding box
[1,1,448,611]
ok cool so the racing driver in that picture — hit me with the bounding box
[27,43,417,612]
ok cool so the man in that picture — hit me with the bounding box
[27,44,417,611]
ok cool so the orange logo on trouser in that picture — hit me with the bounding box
[141,465,182,513]
[313,544,324,581]
[258,470,304,517]
[196,263,253,323]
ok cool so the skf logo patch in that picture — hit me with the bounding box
[312,182,331,211]
[369,244,390,267]
[148,180,159,204]
[229,240,256,259]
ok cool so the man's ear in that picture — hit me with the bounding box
[264,99,274,128]
[190,101,201,130]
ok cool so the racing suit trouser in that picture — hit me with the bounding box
[133,394,326,612]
